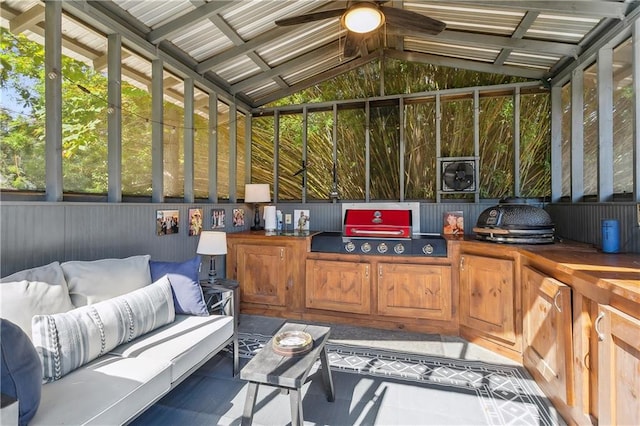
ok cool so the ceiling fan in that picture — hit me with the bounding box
[275,1,446,57]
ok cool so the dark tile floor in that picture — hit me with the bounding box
[132,314,564,426]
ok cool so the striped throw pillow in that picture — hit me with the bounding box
[31,276,175,383]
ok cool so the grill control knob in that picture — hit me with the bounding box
[394,243,405,254]
[377,242,388,254]
[422,244,434,255]
[361,242,372,253]
[345,241,355,253]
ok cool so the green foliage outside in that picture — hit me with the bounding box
[2,27,551,201]
[255,58,551,200]
[0,29,225,197]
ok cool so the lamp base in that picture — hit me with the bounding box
[252,203,263,231]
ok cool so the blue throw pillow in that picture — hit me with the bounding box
[0,319,42,426]
[149,256,209,316]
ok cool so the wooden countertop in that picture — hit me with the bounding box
[457,237,640,312]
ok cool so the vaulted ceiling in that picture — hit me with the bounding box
[2,1,639,110]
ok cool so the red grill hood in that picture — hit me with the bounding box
[343,209,412,238]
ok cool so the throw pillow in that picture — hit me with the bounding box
[1,261,67,285]
[0,319,42,426]
[61,255,152,307]
[1,262,75,338]
[32,276,175,383]
[150,256,209,316]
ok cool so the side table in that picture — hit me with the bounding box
[200,278,240,330]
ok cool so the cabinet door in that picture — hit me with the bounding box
[460,254,516,343]
[596,305,640,425]
[237,244,287,306]
[377,263,452,321]
[305,259,371,314]
[522,266,574,406]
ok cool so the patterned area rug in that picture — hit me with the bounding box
[233,332,557,426]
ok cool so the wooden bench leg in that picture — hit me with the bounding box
[319,347,335,402]
[241,382,259,426]
[289,388,304,426]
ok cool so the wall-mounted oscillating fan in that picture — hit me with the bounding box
[441,159,476,192]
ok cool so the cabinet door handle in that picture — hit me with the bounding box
[365,265,369,278]
[280,248,284,259]
[553,291,562,312]
[460,256,465,270]
[378,265,383,277]
[594,311,606,342]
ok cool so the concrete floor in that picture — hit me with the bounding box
[131,314,562,426]
[239,314,520,366]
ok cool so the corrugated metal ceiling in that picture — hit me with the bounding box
[1,0,638,109]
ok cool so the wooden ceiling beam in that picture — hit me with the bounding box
[147,1,233,44]
[9,4,45,34]
[253,52,379,107]
[386,49,546,80]
[419,1,628,19]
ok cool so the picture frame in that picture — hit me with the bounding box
[156,209,179,236]
[188,208,203,236]
[232,208,245,227]
[443,211,464,235]
[294,209,310,232]
[211,209,226,229]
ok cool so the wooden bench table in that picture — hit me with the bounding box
[240,323,335,426]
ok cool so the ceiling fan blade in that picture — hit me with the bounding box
[343,31,367,57]
[380,6,446,35]
[275,9,346,26]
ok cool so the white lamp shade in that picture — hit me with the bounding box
[245,183,271,203]
[196,231,227,255]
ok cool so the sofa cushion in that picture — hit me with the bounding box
[0,281,75,340]
[1,261,67,286]
[61,255,152,307]
[0,319,42,426]
[110,314,234,382]
[150,256,209,316]
[1,262,75,338]
[29,354,171,426]
[32,276,175,383]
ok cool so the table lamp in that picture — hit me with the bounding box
[244,183,271,230]
[196,231,227,284]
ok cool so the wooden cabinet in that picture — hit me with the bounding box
[459,254,518,346]
[377,263,452,321]
[522,266,574,408]
[227,232,309,312]
[305,258,371,314]
[236,243,288,306]
[596,305,640,426]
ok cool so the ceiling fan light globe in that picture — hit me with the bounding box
[342,5,384,33]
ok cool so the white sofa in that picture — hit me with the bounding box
[0,256,238,426]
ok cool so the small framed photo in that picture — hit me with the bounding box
[188,208,203,236]
[443,211,464,235]
[211,209,226,229]
[156,209,179,236]
[232,208,245,227]
[294,209,310,232]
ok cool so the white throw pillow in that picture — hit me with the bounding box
[2,261,68,285]
[61,255,152,307]
[32,276,175,383]
[1,262,75,338]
